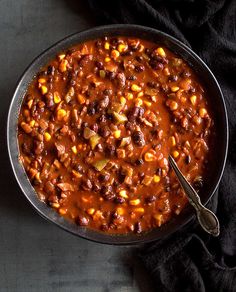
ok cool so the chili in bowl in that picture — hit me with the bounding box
[7,25,228,244]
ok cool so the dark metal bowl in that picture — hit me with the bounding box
[7,24,229,245]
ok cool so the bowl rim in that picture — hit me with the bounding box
[7,24,229,245]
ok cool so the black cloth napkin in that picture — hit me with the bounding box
[88,0,236,291]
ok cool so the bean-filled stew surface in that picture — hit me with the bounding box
[18,37,215,234]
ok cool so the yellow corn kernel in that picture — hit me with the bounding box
[144,152,156,162]
[38,78,46,84]
[51,203,60,209]
[172,150,179,158]
[120,96,126,105]
[77,94,86,104]
[129,199,141,206]
[131,84,142,92]
[154,214,163,226]
[71,145,77,154]
[138,44,144,52]
[99,70,106,78]
[199,108,207,118]
[77,144,83,150]
[59,208,67,215]
[104,42,110,50]
[185,141,190,148]
[137,91,144,98]
[59,59,68,72]
[29,120,35,127]
[170,136,176,146]
[126,92,133,100]
[144,100,152,107]
[72,169,82,179]
[135,98,143,107]
[111,49,120,59]
[163,67,170,76]
[169,100,178,111]
[105,57,111,62]
[56,109,67,120]
[27,99,33,109]
[116,207,125,216]
[153,175,161,183]
[53,91,61,104]
[134,207,144,213]
[41,85,48,95]
[190,95,197,105]
[119,190,128,199]
[171,86,180,92]
[117,43,127,53]
[156,47,166,58]
[35,172,41,181]
[114,130,121,139]
[44,132,51,142]
[87,208,95,215]
[58,54,66,61]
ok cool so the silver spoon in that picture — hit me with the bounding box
[168,155,220,237]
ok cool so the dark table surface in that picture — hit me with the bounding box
[0,1,155,291]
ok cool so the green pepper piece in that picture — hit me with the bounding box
[84,127,96,139]
[113,111,128,124]
[120,137,131,147]
[92,159,110,171]
[89,134,101,150]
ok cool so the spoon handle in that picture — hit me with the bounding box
[168,155,220,237]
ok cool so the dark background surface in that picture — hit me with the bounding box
[0,1,155,291]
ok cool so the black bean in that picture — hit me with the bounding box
[135,56,143,62]
[47,65,55,75]
[135,159,144,166]
[121,51,133,56]
[93,183,101,192]
[127,75,137,81]
[76,216,89,226]
[107,71,116,80]
[99,126,111,138]
[97,114,107,123]
[132,131,145,147]
[147,81,159,89]
[74,164,83,173]
[135,64,145,73]
[101,185,115,201]
[98,173,110,182]
[145,48,151,55]
[87,101,97,115]
[185,155,191,164]
[145,195,157,204]
[79,54,93,67]
[114,197,125,204]
[81,179,93,191]
[149,59,164,70]
[95,61,104,69]
[125,121,135,132]
[105,144,115,157]
[169,75,178,82]
[128,106,140,122]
